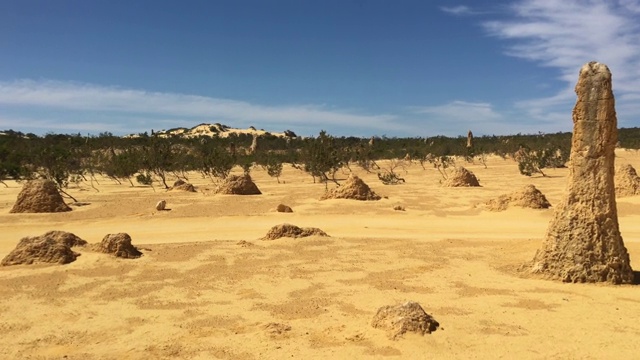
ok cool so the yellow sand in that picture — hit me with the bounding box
[1,150,640,359]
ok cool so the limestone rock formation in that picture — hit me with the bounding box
[485,185,551,211]
[237,240,255,247]
[170,179,196,192]
[249,134,259,155]
[1,231,87,266]
[530,62,634,284]
[276,204,293,213]
[262,223,328,240]
[156,200,167,211]
[466,130,473,149]
[320,174,381,201]
[42,230,88,248]
[443,167,480,187]
[371,301,439,340]
[93,233,142,259]
[615,164,640,197]
[214,174,262,195]
[10,180,71,213]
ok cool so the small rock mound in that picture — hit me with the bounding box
[262,223,328,240]
[10,180,71,213]
[263,322,292,337]
[276,204,293,213]
[371,301,440,340]
[393,205,406,211]
[485,184,551,211]
[443,167,480,187]
[42,230,88,248]
[1,231,87,266]
[170,179,196,192]
[615,164,640,197]
[237,240,255,247]
[93,233,142,259]
[156,200,167,211]
[321,174,381,201]
[214,174,262,195]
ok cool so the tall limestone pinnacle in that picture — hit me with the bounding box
[530,62,634,284]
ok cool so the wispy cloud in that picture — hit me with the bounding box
[0,115,128,134]
[408,101,526,135]
[411,101,501,121]
[440,5,474,16]
[0,79,400,135]
[482,0,640,126]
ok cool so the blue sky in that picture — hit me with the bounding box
[1,0,640,137]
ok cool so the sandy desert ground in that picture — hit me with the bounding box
[1,151,640,359]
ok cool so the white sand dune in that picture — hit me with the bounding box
[139,123,290,139]
[1,152,639,359]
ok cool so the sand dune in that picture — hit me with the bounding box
[1,152,639,359]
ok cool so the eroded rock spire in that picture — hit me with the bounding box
[530,62,634,284]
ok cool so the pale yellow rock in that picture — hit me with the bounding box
[531,62,634,284]
[155,199,166,211]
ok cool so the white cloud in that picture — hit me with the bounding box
[411,100,502,121]
[440,5,476,16]
[482,0,640,125]
[619,0,640,13]
[0,115,126,134]
[408,101,524,135]
[0,79,400,135]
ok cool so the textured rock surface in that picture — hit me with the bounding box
[443,167,480,187]
[530,62,634,284]
[320,174,381,201]
[485,185,551,211]
[155,200,167,211]
[263,323,292,338]
[466,130,473,148]
[615,164,640,197]
[276,204,293,213]
[261,224,328,240]
[10,180,71,213]
[1,231,86,266]
[214,174,262,195]
[170,179,196,192]
[371,301,439,340]
[93,233,142,259]
[249,134,259,155]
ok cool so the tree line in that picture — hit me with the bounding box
[1,127,639,190]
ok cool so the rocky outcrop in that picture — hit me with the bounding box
[261,224,328,240]
[1,231,87,266]
[320,174,381,201]
[276,204,293,213]
[485,185,551,211]
[443,167,480,187]
[371,301,439,340]
[156,200,167,211]
[615,164,640,197]
[169,179,196,192]
[10,180,71,213]
[214,174,262,195]
[530,62,634,284]
[93,233,142,259]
